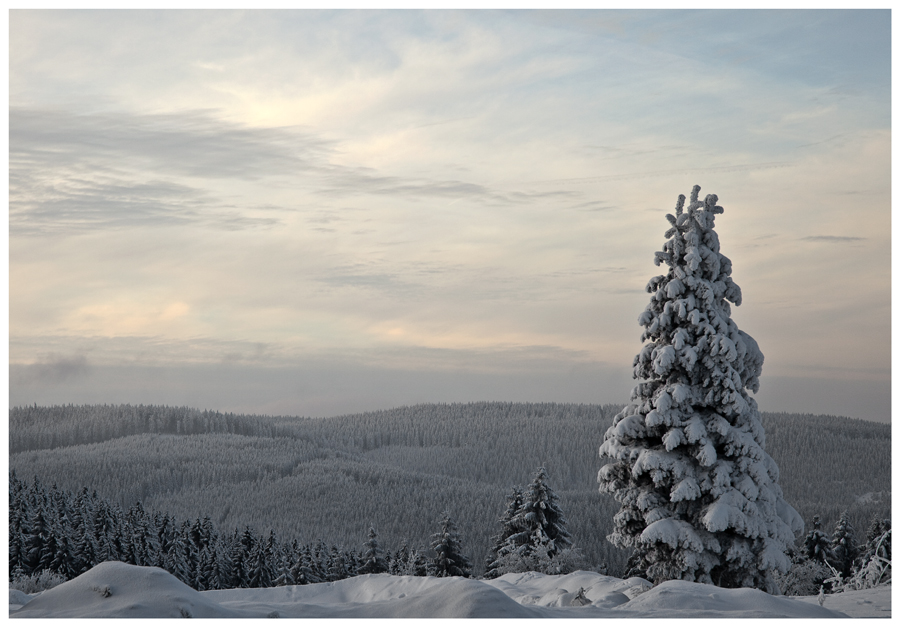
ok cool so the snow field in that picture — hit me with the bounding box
[10,561,878,618]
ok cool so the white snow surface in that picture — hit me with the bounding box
[10,561,887,618]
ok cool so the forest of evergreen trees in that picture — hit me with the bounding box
[9,403,891,579]
[9,471,435,589]
[10,465,585,588]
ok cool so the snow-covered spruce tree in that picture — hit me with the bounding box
[513,467,573,557]
[358,525,387,574]
[804,515,835,565]
[858,516,891,569]
[830,511,858,578]
[430,512,472,578]
[598,185,803,593]
[483,486,524,579]
[408,548,429,577]
[850,517,891,585]
[490,467,576,576]
[390,539,410,575]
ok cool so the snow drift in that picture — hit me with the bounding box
[9,561,241,618]
[10,561,866,618]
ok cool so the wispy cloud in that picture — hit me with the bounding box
[9,108,326,234]
[533,161,794,185]
[10,172,283,234]
[10,107,331,179]
[322,174,579,205]
[801,236,866,243]
[10,106,583,235]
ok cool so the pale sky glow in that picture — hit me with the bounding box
[8,9,891,420]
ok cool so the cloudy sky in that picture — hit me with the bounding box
[9,9,891,421]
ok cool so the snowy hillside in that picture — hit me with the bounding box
[9,403,890,576]
[9,561,888,618]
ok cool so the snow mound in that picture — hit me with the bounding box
[10,561,241,618]
[8,589,34,612]
[10,563,871,618]
[620,579,845,618]
[205,573,537,618]
[486,570,651,608]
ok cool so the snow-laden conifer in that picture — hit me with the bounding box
[430,512,472,578]
[513,467,572,555]
[390,539,410,575]
[483,486,524,579]
[854,518,890,576]
[598,185,802,592]
[327,545,349,581]
[164,524,190,584]
[358,525,387,574]
[804,515,835,565]
[486,469,582,576]
[830,511,858,578]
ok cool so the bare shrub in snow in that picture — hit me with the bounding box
[774,553,832,596]
[494,542,587,576]
[10,569,67,594]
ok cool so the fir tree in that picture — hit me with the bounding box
[247,530,276,589]
[296,544,321,584]
[327,545,349,581]
[165,524,191,585]
[232,526,256,588]
[71,490,97,576]
[9,481,27,577]
[855,517,891,574]
[23,507,52,574]
[195,546,214,591]
[358,525,387,574]
[512,467,572,557]
[209,543,233,591]
[9,529,25,579]
[49,534,79,580]
[488,469,575,576]
[804,515,835,565]
[429,512,472,578]
[93,502,119,564]
[391,539,410,575]
[312,540,329,582]
[484,486,524,579]
[408,548,429,577]
[830,511,858,578]
[598,185,803,593]
[346,548,360,577]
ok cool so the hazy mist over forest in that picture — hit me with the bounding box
[8,10,891,422]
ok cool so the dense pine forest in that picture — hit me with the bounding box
[9,403,891,578]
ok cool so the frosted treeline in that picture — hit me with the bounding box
[9,402,890,577]
[9,472,463,589]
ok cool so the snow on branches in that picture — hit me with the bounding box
[598,185,802,593]
[484,468,581,577]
